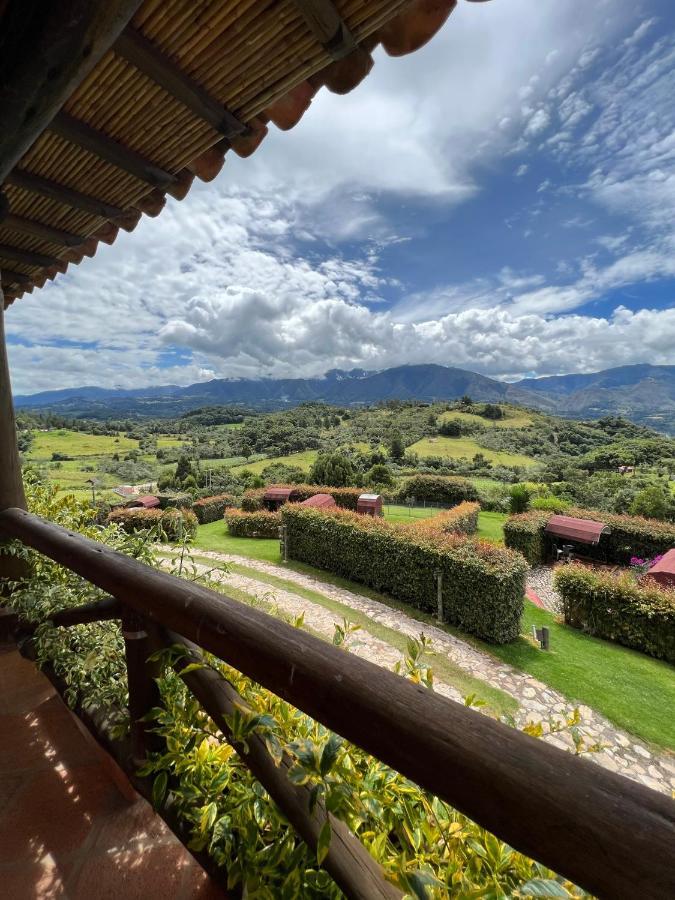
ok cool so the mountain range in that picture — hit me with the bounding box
[14,363,675,433]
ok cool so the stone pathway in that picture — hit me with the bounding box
[160,547,675,796]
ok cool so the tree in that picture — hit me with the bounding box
[481,403,504,420]
[509,483,531,514]
[459,395,472,408]
[630,486,671,521]
[309,452,354,487]
[389,432,404,461]
[175,453,194,485]
[440,420,462,437]
[366,464,394,488]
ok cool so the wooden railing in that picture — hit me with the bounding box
[1,507,674,899]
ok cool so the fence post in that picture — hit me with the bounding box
[121,607,162,763]
[435,570,443,624]
[279,524,288,563]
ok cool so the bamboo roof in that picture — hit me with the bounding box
[0,0,484,309]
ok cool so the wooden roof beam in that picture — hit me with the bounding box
[293,0,358,60]
[0,0,144,183]
[51,112,177,193]
[115,28,247,139]
[0,269,31,285]
[0,243,65,272]
[5,170,141,232]
[2,213,88,249]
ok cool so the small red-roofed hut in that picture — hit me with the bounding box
[299,493,336,510]
[545,515,610,545]
[644,548,675,589]
[357,493,383,517]
[264,487,294,510]
[125,495,160,509]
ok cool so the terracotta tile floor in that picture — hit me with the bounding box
[0,646,226,899]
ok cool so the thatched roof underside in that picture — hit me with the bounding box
[0,0,480,308]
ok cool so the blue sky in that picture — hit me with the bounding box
[7,0,675,394]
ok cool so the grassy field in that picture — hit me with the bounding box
[439,409,535,429]
[476,511,507,543]
[230,449,319,475]
[28,430,138,459]
[408,435,535,467]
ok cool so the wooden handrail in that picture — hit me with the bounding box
[1,507,674,899]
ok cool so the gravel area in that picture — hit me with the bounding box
[527,565,562,613]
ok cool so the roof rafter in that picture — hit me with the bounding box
[0,242,64,270]
[5,170,141,232]
[50,112,176,193]
[293,0,358,60]
[2,214,87,249]
[115,28,247,139]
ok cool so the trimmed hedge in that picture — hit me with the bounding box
[554,564,675,664]
[504,507,675,566]
[107,507,198,542]
[282,506,526,643]
[224,508,281,538]
[503,511,550,565]
[192,493,237,524]
[410,501,480,537]
[241,488,267,512]
[157,492,193,510]
[396,475,479,506]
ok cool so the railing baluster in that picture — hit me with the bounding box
[121,608,162,762]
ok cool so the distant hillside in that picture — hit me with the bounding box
[14,363,675,433]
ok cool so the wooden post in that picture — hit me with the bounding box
[121,607,162,763]
[435,570,443,624]
[0,290,27,582]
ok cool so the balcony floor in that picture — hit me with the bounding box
[0,645,225,899]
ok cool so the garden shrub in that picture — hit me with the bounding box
[554,564,675,664]
[192,492,237,524]
[224,508,281,538]
[158,492,193,509]
[509,483,531,514]
[396,474,479,506]
[476,482,511,512]
[409,501,480,536]
[282,506,526,643]
[240,487,267,511]
[107,507,198,542]
[503,511,550,565]
[531,496,571,514]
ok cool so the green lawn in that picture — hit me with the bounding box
[407,435,535,467]
[383,504,438,523]
[439,410,535,429]
[28,429,138,459]
[489,604,675,751]
[476,511,507,543]
[190,520,674,749]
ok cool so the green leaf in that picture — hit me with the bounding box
[316,818,331,865]
[152,772,168,809]
[179,662,205,676]
[320,734,343,776]
[518,879,570,897]
[200,801,218,834]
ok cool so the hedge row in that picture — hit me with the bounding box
[411,501,480,537]
[503,511,550,565]
[107,507,198,542]
[554,564,675,664]
[281,506,526,643]
[191,492,237,524]
[396,474,479,506]
[224,509,281,538]
[240,484,362,512]
[503,508,675,565]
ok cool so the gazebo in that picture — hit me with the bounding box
[0,2,672,898]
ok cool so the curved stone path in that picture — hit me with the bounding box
[159,546,675,796]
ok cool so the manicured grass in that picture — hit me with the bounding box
[407,435,535,467]
[488,604,675,751]
[383,504,439,523]
[439,410,535,429]
[28,429,138,459]
[476,511,507,544]
[192,520,282,561]
[230,449,320,475]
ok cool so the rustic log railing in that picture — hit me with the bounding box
[0,507,674,899]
